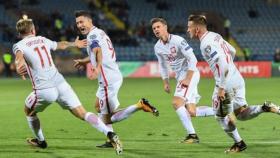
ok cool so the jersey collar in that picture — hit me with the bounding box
[23,34,35,39]
[160,34,172,45]
[200,31,209,41]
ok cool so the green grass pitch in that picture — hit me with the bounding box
[0,77,279,158]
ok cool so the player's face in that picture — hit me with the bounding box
[187,21,197,39]
[76,16,92,35]
[152,22,167,38]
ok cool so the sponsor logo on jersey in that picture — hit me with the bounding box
[210,51,217,58]
[185,46,191,51]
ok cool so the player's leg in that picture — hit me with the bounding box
[185,86,214,117]
[173,96,199,143]
[174,73,200,143]
[101,81,158,123]
[57,82,122,155]
[196,106,214,117]
[185,71,213,117]
[232,85,275,121]
[25,88,58,149]
[110,98,159,123]
[212,88,246,153]
[94,97,114,148]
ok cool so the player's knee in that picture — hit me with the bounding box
[215,116,236,132]
[172,97,184,110]
[172,101,180,109]
[188,109,196,117]
[186,104,197,117]
[95,104,101,113]
[234,106,245,121]
[24,106,36,116]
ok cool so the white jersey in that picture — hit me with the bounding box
[13,35,65,90]
[87,27,122,86]
[154,34,198,81]
[200,31,240,88]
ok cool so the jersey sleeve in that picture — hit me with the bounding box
[43,37,57,51]
[12,43,23,55]
[178,37,197,71]
[202,43,229,89]
[224,40,236,59]
[88,33,101,50]
[154,46,169,80]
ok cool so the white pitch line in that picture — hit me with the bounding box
[202,141,280,144]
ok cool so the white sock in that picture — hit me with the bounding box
[196,106,214,117]
[26,116,45,141]
[176,106,196,134]
[106,124,114,132]
[216,115,242,143]
[236,105,262,121]
[84,112,111,135]
[111,105,139,123]
[231,128,242,143]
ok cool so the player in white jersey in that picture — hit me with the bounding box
[151,17,214,143]
[187,14,280,153]
[13,18,122,155]
[73,10,159,148]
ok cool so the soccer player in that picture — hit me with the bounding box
[73,10,159,148]
[151,17,214,143]
[187,14,280,153]
[13,18,122,155]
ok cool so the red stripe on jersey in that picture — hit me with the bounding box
[34,47,44,68]
[100,66,108,87]
[215,64,220,77]
[111,49,115,59]
[226,54,229,63]
[221,42,230,64]
[103,86,111,114]
[42,45,52,66]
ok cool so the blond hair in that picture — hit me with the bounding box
[16,18,34,35]
[188,14,207,26]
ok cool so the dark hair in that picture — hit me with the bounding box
[188,14,207,26]
[150,17,167,26]
[75,10,92,19]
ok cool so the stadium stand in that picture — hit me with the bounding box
[0,0,280,62]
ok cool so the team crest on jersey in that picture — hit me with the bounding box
[205,45,211,54]
[90,34,97,39]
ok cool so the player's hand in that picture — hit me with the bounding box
[73,59,86,70]
[16,64,27,76]
[74,36,87,48]
[164,83,171,93]
[88,67,99,80]
[218,87,225,101]
[180,78,190,88]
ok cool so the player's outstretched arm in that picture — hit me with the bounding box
[74,56,90,70]
[57,36,87,50]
